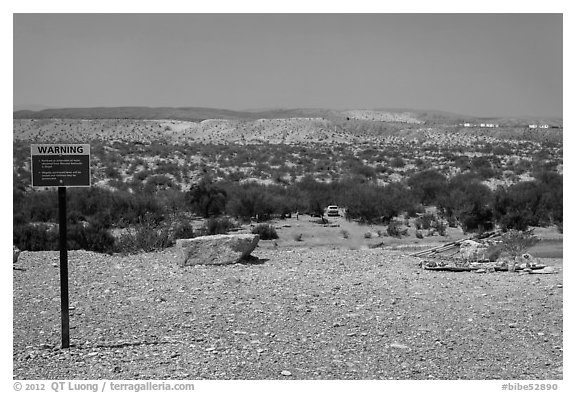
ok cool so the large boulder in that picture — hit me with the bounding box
[176,234,260,266]
[460,240,488,262]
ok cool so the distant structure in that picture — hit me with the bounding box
[461,123,499,128]
[461,122,555,129]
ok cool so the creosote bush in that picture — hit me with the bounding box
[434,220,447,236]
[500,229,540,260]
[114,215,173,254]
[386,220,403,238]
[172,221,195,240]
[202,217,237,236]
[251,224,279,240]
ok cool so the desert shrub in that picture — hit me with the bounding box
[497,210,532,232]
[407,170,448,206]
[414,218,423,230]
[513,159,532,175]
[13,221,116,254]
[13,212,27,227]
[391,156,405,168]
[252,224,279,240]
[434,220,447,236]
[453,156,471,171]
[13,224,59,251]
[447,216,458,228]
[157,189,188,216]
[492,176,562,230]
[226,187,267,221]
[202,217,236,236]
[471,156,497,180]
[115,221,172,254]
[440,175,495,233]
[172,221,195,240]
[340,229,350,239]
[67,187,164,228]
[386,220,403,238]
[350,162,377,180]
[23,190,59,222]
[459,206,494,234]
[133,169,151,182]
[143,174,176,193]
[556,222,563,234]
[224,182,300,221]
[500,229,540,260]
[420,213,436,230]
[187,177,228,218]
[343,181,415,224]
[226,170,246,182]
[415,230,424,239]
[67,220,116,254]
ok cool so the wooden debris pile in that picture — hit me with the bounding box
[410,230,501,259]
[411,231,555,274]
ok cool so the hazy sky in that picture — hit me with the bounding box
[13,13,563,118]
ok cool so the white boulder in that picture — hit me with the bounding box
[176,234,260,266]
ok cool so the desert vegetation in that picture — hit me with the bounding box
[12,110,562,254]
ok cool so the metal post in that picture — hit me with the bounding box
[58,186,70,348]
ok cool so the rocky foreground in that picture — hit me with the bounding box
[13,247,563,380]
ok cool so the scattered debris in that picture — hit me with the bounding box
[414,231,557,274]
[410,231,502,258]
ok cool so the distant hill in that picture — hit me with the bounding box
[13,106,562,128]
[12,106,346,122]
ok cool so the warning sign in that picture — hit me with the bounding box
[31,144,91,187]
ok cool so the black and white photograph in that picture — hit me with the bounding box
[9,5,568,391]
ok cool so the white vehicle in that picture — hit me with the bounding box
[326,205,340,217]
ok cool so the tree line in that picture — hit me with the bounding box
[13,169,562,253]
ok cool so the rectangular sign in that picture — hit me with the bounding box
[31,144,91,187]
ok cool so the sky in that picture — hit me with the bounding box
[13,13,563,118]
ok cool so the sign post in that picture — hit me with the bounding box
[58,186,69,348]
[31,144,91,349]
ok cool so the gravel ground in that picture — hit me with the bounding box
[13,246,563,380]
